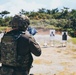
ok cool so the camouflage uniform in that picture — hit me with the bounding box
[0,15,41,75]
[0,66,28,75]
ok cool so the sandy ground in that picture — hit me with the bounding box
[29,31,76,75]
[0,29,76,75]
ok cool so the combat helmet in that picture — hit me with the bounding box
[9,14,30,30]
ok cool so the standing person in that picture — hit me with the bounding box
[0,15,41,75]
[62,31,67,47]
[50,29,55,46]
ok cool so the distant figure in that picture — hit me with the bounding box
[43,41,48,48]
[27,27,37,36]
[62,31,67,47]
[50,29,55,46]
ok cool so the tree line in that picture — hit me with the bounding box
[0,7,76,37]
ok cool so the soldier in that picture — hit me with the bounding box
[0,14,41,75]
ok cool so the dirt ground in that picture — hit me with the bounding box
[0,29,76,75]
[29,29,76,75]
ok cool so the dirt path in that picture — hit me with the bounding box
[0,29,76,75]
[29,34,76,75]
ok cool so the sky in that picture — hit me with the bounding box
[0,0,76,16]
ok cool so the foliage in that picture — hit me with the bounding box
[0,26,9,32]
[0,10,10,18]
[69,38,76,44]
[0,7,76,37]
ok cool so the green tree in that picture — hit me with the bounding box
[59,7,69,19]
[38,8,46,13]
[0,10,10,18]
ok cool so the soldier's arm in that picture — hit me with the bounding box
[29,36,41,56]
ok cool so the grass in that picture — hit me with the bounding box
[0,26,7,31]
[0,26,11,32]
[69,38,76,44]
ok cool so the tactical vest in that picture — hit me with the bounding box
[0,32,32,68]
[0,33,18,66]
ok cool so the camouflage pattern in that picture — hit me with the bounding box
[0,66,28,75]
[0,67,13,75]
[1,32,32,67]
[1,34,17,66]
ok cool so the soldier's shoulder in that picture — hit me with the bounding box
[22,31,32,39]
